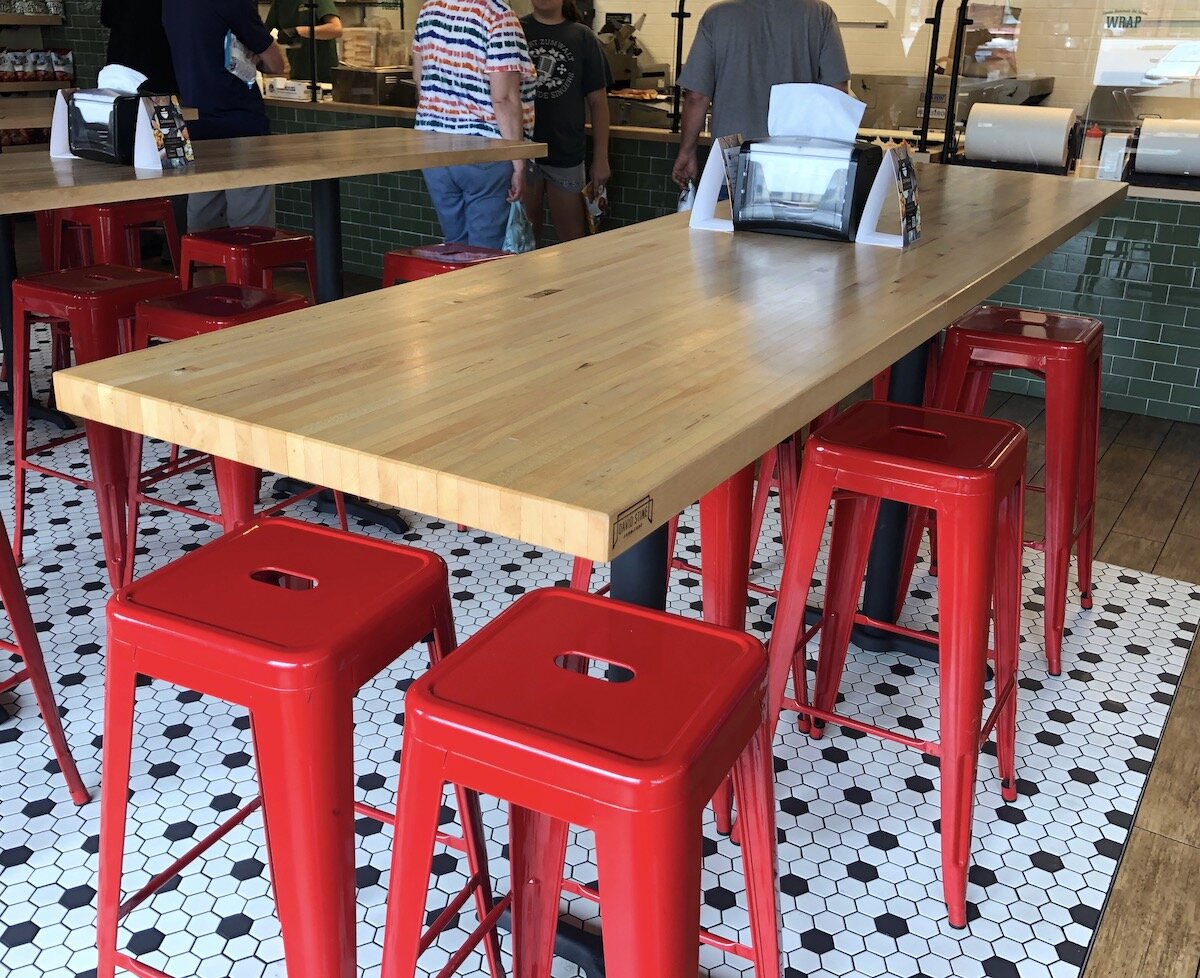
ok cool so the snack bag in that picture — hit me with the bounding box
[581,181,608,234]
[29,50,53,81]
[51,48,74,82]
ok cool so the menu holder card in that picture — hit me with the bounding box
[856,143,921,249]
[133,95,194,171]
[49,89,80,160]
[688,133,743,233]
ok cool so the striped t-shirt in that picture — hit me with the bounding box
[413,0,535,139]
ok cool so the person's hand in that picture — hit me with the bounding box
[507,160,525,202]
[590,158,611,188]
[672,150,697,188]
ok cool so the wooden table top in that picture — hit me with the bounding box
[0,126,542,214]
[55,165,1126,562]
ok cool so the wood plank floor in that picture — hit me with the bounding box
[976,399,1200,978]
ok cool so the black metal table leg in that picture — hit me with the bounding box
[285,178,409,532]
[0,215,75,430]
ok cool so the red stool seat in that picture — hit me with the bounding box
[125,284,345,584]
[11,265,181,585]
[180,226,317,295]
[383,242,509,285]
[767,399,1026,928]
[901,305,1103,675]
[0,512,89,806]
[382,587,781,977]
[97,518,502,978]
[52,199,180,270]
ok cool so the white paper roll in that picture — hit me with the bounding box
[965,104,1076,169]
[1136,118,1200,177]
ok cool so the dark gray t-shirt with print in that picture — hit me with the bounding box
[677,0,851,142]
[521,16,611,167]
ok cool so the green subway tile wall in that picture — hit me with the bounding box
[41,0,105,88]
[986,197,1200,423]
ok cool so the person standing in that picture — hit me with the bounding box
[101,0,178,93]
[264,0,343,84]
[412,0,533,250]
[520,0,611,243]
[161,0,289,230]
[671,0,850,187]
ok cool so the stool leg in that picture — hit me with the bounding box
[181,244,196,289]
[569,557,593,591]
[994,480,1024,803]
[213,457,259,531]
[730,722,782,976]
[428,600,506,978]
[162,210,181,273]
[748,446,778,562]
[775,436,801,552]
[1041,362,1084,676]
[92,214,125,265]
[252,687,357,978]
[699,465,754,834]
[593,805,702,978]
[0,518,88,804]
[766,463,838,731]
[894,506,931,619]
[510,805,570,977]
[96,649,139,978]
[381,735,450,978]
[934,495,994,928]
[810,492,882,740]
[11,304,30,564]
[124,435,145,586]
[1075,355,1101,610]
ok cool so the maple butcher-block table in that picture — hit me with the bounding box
[55,164,1123,978]
[0,125,542,570]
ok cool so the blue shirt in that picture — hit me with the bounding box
[162,0,274,140]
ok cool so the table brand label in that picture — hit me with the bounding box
[612,496,654,549]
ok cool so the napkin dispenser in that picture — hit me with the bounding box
[67,89,140,165]
[733,136,883,242]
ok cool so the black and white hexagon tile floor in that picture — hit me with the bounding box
[0,331,1197,978]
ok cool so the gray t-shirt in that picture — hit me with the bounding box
[677,0,851,141]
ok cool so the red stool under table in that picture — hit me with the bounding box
[51,199,181,270]
[180,226,318,294]
[382,587,781,978]
[767,400,1026,928]
[12,266,181,585]
[0,511,89,805]
[124,284,349,583]
[97,518,503,978]
[382,242,509,285]
[900,305,1102,675]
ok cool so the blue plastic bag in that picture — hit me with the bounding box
[503,201,535,254]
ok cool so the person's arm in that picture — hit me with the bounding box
[489,69,526,202]
[256,41,289,76]
[411,47,422,88]
[225,0,285,73]
[586,88,610,186]
[296,15,344,40]
[671,89,711,187]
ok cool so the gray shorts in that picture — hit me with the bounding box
[530,160,586,194]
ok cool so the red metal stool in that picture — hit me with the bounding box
[51,199,181,270]
[382,242,509,285]
[381,587,781,978]
[767,400,1025,928]
[899,306,1102,676]
[180,226,318,294]
[97,518,503,978]
[0,512,89,806]
[125,284,350,583]
[11,266,181,580]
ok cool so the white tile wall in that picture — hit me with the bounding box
[594,0,1200,114]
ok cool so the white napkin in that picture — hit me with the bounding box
[767,83,866,140]
[97,63,149,95]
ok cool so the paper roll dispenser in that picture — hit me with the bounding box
[732,136,883,242]
[67,90,140,165]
